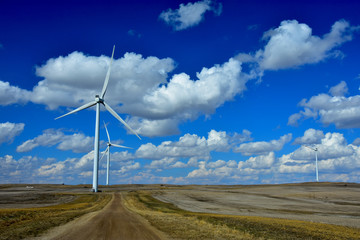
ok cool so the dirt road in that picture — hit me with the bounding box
[35,193,167,240]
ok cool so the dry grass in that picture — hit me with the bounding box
[0,193,112,240]
[123,191,360,240]
[124,191,253,240]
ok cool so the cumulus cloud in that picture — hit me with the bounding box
[289,81,360,128]
[0,155,58,183]
[159,0,222,31]
[17,129,96,153]
[258,19,358,70]
[0,122,25,145]
[187,160,235,179]
[239,152,275,169]
[137,58,248,122]
[33,51,175,110]
[127,117,180,137]
[187,130,360,184]
[234,134,292,156]
[293,128,325,145]
[0,149,140,184]
[38,162,65,176]
[279,131,360,178]
[2,20,358,138]
[136,129,251,164]
[6,50,251,137]
[237,19,359,71]
[329,80,348,96]
[117,161,141,174]
[0,81,31,106]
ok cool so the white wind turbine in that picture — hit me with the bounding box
[101,122,132,185]
[304,145,319,182]
[55,46,141,192]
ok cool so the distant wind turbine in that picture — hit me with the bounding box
[101,122,132,185]
[55,46,141,192]
[304,145,319,182]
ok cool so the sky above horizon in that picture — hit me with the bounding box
[1,0,360,185]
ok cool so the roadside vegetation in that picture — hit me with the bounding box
[124,190,360,240]
[0,193,112,240]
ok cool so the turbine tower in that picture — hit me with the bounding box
[101,122,132,185]
[55,46,141,192]
[304,145,319,182]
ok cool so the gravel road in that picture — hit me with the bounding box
[33,193,167,240]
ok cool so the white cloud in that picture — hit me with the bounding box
[234,134,292,156]
[0,151,138,184]
[136,129,250,165]
[0,155,54,183]
[279,132,360,177]
[136,134,209,160]
[329,80,348,96]
[33,51,175,111]
[0,81,31,106]
[0,122,25,144]
[2,20,358,138]
[74,151,94,169]
[7,50,252,137]
[117,162,141,174]
[139,58,248,122]
[4,129,360,184]
[38,162,65,176]
[289,81,360,128]
[127,117,180,137]
[57,133,94,153]
[239,152,275,169]
[290,133,354,162]
[352,138,360,146]
[255,19,358,70]
[147,157,178,170]
[17,129,97,153]
[293,128,325,145]
[111,151,136,162]
[159,0,222,31]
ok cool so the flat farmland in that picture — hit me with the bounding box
[154,182,360,228]
[0,183,359,240]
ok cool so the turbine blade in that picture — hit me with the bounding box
[104,121,111,142]
[100,45,115,99]
[304,145,315,151]
[111,143,132,149]
[100,146,109,162]
[55,101,97,120]
[103,101,141,140]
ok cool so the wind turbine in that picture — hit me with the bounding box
[304,145,319,182]
[55,46,141,192]
[101,122,132,185]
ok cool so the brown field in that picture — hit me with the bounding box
[0,182,359,239]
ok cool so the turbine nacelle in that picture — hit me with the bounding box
[95,95,104,104]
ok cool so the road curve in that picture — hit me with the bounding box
[36,192,166,240]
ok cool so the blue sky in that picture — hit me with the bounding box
[1,0,360,185]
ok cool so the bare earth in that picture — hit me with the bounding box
[1,182,359,239]
[31,192,167,240]
[154,183,360,228]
